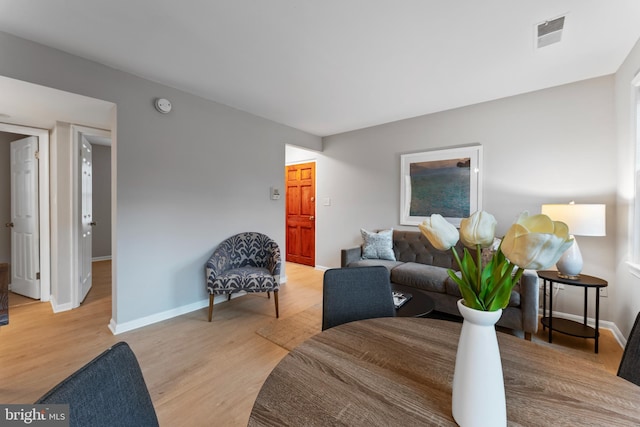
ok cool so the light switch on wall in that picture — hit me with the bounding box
[323,197,331,206]
[271,187,281,200]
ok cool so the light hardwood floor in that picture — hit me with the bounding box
[0,260,624,426]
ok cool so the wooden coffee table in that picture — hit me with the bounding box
[391,283,435,318]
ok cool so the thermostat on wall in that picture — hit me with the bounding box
[154,98,172,114]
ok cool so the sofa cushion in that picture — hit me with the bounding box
[391,263,450,293]
[444,274,521,308]
[392,230,467,269]
[361,228,396,261]
[348,259,404,272]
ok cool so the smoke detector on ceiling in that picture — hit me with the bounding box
[536,15,565,48]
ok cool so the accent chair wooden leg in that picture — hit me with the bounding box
[524,332,532,341]
[208,294,214,322]
[227,294,231,301]
[274,290,279,318]
[267,291,271,299]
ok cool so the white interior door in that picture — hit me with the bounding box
[79,137,93,303]
[10,136,39,299]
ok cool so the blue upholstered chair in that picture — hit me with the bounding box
[206,232,281,321]
[322,266,395,331]
[618,312,640,386]
[36,342,159,427]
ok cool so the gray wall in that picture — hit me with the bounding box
[0,131,28,264]
[614,37,640,338]
[0,132,12,264]
[92,144,111,259]
[315,76,617,322]
[0,31,321,326]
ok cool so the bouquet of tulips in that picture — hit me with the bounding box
[419,211,573,311]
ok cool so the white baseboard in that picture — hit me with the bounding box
[314,265,330,271]
[109,298,210,335]
[107,293,255,335]
[538,309,627,348]
[50,295,73,313]
[92,256,112,262]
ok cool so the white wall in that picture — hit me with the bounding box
[285,145,319,165]
[0,31,322,328]
[316,76,617,322]
[50,123,74,309]
[614,37,640,338]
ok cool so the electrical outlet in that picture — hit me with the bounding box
[599,287,608,297]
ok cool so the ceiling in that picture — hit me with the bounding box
[0,1,639,136]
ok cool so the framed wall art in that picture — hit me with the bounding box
[400,145,482,227]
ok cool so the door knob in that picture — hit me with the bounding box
[89,221,97,226]
[309,216,315,220]
[5,222,13,228]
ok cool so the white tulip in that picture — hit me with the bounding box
[419,214,460,251]
[459,211,497,249]
[501,212,574,270]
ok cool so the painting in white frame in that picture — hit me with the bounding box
[400,145,482,227]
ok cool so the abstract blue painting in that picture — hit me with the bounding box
[400,146,482,226]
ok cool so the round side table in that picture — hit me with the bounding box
[537,270,607,353]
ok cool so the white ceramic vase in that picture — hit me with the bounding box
[452,299,506,427]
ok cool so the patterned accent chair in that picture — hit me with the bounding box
[206,232,281,321]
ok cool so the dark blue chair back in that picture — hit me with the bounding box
[36,342,159,427]
[618,312,640,386]
[322,266,395,331]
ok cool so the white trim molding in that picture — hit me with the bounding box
[109,298,210,334]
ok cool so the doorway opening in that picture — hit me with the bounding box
[0,75,115,323]
[0,124,51,310]
[71,126,111,308]
[285,161,316,266]
[285,145,319,267]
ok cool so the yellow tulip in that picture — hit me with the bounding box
[419,214,460,251]
[501,212,574,270]
[460,211,497,248]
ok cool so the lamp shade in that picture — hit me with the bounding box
[541,203,606,236]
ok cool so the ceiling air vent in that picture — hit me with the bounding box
[537,16,565,48]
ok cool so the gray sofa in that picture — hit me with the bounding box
[341,230,539,340]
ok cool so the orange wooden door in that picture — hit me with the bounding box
[285,162,316,266]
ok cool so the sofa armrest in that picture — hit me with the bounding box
[518,269,539,335]
[341,247,362,267]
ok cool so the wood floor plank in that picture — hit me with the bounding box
[0,260,624,426]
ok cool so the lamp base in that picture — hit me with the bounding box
[556,235,583,280]
[557,272,580,280]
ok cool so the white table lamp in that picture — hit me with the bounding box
[540,202,606,279]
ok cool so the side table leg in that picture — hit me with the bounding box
[583,287,588,326]
[542,279,547,331]
[595,288,600,354]
[548,281,553,344]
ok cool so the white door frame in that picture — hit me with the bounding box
[0,122,50,302]
[71,125,110,308]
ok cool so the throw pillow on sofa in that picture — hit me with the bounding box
[360,228,396,261]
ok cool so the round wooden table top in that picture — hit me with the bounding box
[249,317,640,427]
